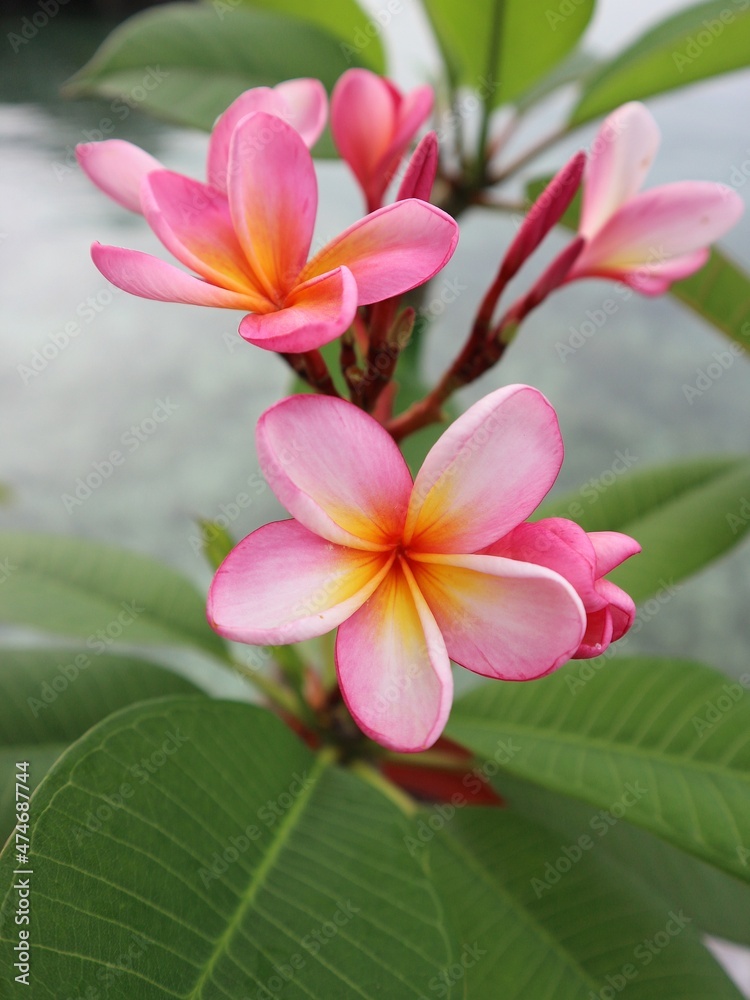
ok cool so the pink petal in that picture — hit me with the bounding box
[581,102,661,237]
[228,112,317,299]
[404,385,564,554]
[588,531,641,577]
[332,69,399,206]
[206,87,288,191]
[256,395,413,550]
[396,132,439,202]
[90,243,262,309]
[384,84,433,175]
[575,182,745,274]
[575,606,614,659]
[238,266,358,352]
[76,140,163,214]
[616,249,710,295]
[275,78,328,148]
[208,519,393,645]
[300,199,459,303]
[141,170,269,304]
[336,559,452,752]
[409,552,586,680]
[596,578,636,642]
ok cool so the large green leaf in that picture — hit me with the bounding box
[0,699,452,997]
[422,0,595,107]
[431,808,744,999]
[447,656,750,884]
[497,772,750,947]
[572,0,750,125]
[0,647,205,843]
[0,533,226,659]
[225,0,384,71]
[64,3,373,135]
[540,455,750,602]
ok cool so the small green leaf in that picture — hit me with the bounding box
[571,0,750,125]
[540,455,750,602]
[195,518,235,572]
[447,656,750,884]
[65,3,375,135]
[0,699,453,997]
[0,647,205,841]
[0,533,227,659]
[432,808,745,999]
[422,0,595,108]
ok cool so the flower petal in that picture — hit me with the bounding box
[397,132,439,202]
[238,266,358,352]
[300,199,459,303]
[384,84,433,174]
[404,385,563,554]
[228,112,317,299]
[141,170,269,303]
[409,552,586,680]
[596,578,636,642]
[275,78,328,147]
[256,394,413,550]
[614,249,710,295]
[90,243,262,309]
[76,139,163,214]
[332,69,399,205]
[588,531,642,577]
[208,519,393,645]
[336,559,453,752]
[206,87,288,190]
[576,182,744,273]
[580,102,661,237]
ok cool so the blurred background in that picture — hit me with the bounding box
[1,0,750,989]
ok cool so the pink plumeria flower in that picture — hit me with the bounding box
[81,111,458,353]
[332,68,434,213]
[76,78,329,213]
[568,102,744,294]
[208,386,639,752]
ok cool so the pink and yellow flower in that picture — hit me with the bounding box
[208,387,639,752]
[77,87,457,354]
[568,102,744,294]
[332,68,434,212]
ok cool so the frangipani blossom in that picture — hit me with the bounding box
[76,78,328,213]
[81,111,458,353]
[332,68,434,212]
[568,102,744,294]
[208,387,639,752]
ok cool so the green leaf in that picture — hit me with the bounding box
[540,455,750,602]
[447,656,750,884]
[195,518,235,572]
[224,0,384,71]
[571,0,750,125]
[64,3,375,135]
[0,533,227,660]
[431,808,744,999]
[0,699,452,997]
[498,772,750,947]
[422,0,595,107]
[0,647,205,842]
[671,247,750,353]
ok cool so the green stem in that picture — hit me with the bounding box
[474,0,505,184]
[349,761,417,816]
[230,656,307,719]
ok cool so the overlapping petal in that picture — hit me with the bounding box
[301,199,459,303]
[208,520,393,645]
[256,394,413,551]
[336,559,453,752]
[409,552,586,680]
[76,139,163,214]
[404,385,563,554]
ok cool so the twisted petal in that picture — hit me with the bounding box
[76,139,163,214]
[91,243,262,309]
[409,552,586,680]
[256,395,413,550]
[332,69,399,199]
[336,559,453,752]
[238,267,358,352]
[228,112,317,299]
[301,199,459,303]
[207,519,393,645]
[588,531,642,577]
[404,385,563,554]
[574,182,744,275]
[141,170,267,300]
[581,102,660,237]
